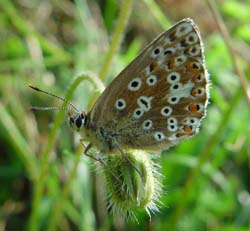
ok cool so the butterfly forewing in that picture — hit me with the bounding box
[89,18,209,151]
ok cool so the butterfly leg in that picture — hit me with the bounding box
[80,140,122,183]
[81,141,99,162]
[115,142,142,177]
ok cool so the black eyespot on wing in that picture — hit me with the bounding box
[171,97,177,102]
[188,35,194,42]
[164,49,173,55]
[173,84,179,90]
[153,48,160,55]
[170,75,177,81]
[169,118,175,124]
[131,81,139,87]
[118,101,123,107]
[192,63,199,69]
[139,98,149,108]
[136,109,142,115]
[191,47,196,54]
[164,108,169,113]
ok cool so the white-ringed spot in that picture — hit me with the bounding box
[191,87,206,97]
[188,44,201,56]
[170,82,182,92]
[186,32,199,44]
[167,72,180,84]
[192,61,201,69]
[187,61,202,72]
[176,22,193,37]
[137,96,153,112]
[161,106,172,117]
[154,132,165,141]
[187,103,204,114]
[128,78,142,91]
[163,48,175,56]
[133,108,144,119]
[183,117,198,124]
[115,99,126,110]
[168,124,178,132]
[146,75,157,86]
[182,117,200,127]
[177,39,187,48]
[189,118,198,124]
[168,117,178,125]
[168,96,180,104]
[192,73,205,83]
[151,47,163,58]
[174,54,187,66]
[182,125,194,133]
[142,120,153,130]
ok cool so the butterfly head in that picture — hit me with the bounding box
[68,111,87,131]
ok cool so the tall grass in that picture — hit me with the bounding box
[0,0,249,230]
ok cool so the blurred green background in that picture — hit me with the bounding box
[0,0,249,230]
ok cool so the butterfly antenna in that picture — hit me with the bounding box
[30,106,68,111]
[29,84,80,113]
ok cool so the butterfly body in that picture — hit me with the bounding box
[70,18,209,154]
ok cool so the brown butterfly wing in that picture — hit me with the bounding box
[89,18,209,151]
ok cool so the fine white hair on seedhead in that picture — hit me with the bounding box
[98,150,163,222]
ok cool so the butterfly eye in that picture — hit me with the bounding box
[75,116,83,128]
[69,112,86,130]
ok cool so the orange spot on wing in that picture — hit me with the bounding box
[192,73,202,83]
[183,125,192,133]
[191,88,197,97]
[188,103,198,113]
[186,63,200,73]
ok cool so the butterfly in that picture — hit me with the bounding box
[31,18,209,157]
[69,18,209,155]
